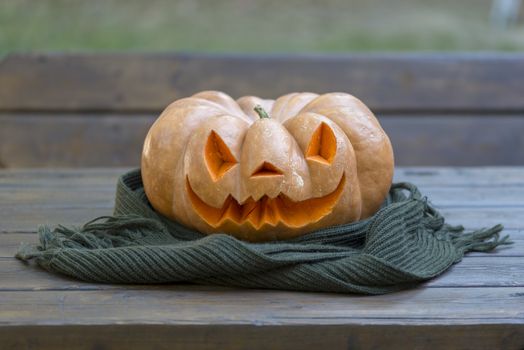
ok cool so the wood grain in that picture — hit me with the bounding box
[380,115,524,166]
[1,53,524,113]
[1,287,523,325]
[1,166,523,186]
[0,114,154,168]
[1,204,519,232]
[0,167,523,349]
[1,167,523,231]
[1,114,524,167]
[3,182,524,207]
[2,50,524,347]
[0,167,127,188]
[395,167,524,186]
[1,324,523,350]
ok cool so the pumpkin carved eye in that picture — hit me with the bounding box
[205,130,238,181]
[305,122,337,165]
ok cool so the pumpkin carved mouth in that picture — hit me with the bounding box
[186,175,346,229]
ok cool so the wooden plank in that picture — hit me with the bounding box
[438,207,524,230]
[0,169,522,232]
[0,167,127,178]
[1,324,523,350]
[0,188,115,206]
[0,168,126,188]
[0,201,519,232]
[2,167,524,187]
[424,256,524,287]
[0,206,111,232]
[0,167,522,349]
[3,183,524,207]
[380,115,524,166]
[1,53,524,113]
[2,206,517,232]
[2,168,524,231]
[1,114,524,167]
[0,114,154,168]
[1,254,522,291]
[1,287,522,325]
[394,167,524,187]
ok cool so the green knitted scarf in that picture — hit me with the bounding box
[16,169,510,295]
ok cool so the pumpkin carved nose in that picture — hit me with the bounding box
[251,161,284,177]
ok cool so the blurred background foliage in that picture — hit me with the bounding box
[0,0,523,54]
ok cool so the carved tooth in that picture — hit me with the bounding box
[219,196,241,223]
[187,174,346,229]
[240,198,258,221]
[246,201,262,227]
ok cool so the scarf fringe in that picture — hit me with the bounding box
[16,216,511,263]
[16,215,164,261]
[449,224,511,253]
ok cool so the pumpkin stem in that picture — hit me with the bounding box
[254,105,270,119]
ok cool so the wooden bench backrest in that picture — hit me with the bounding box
[1,53,523,167]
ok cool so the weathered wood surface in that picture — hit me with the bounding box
[0,114,153,168]
[1,53,523,168]
[1,113,524,167]
[4,205,524,232]
[1,287,522,325]
[1,324,522,350]
[1,53,524,112]
[2,167,524,231]
[0,167,523,349]
[2,166,524,186]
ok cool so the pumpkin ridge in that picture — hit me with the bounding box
[270,93,298,121]
[278,92,318,123]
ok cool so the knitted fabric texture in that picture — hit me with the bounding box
[16,169,510,295]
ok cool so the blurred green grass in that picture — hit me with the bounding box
[1,0,524,54]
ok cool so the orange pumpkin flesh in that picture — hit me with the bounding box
[186,174,346,230]
[305,122,337,165]
[141,91,394,242]
[205,130,238,181]
[251,162,284,177]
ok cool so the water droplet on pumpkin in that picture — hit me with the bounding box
[291,171,304,187]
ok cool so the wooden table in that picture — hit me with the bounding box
[1,167,523,349]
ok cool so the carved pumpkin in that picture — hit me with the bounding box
[142,91,394,242]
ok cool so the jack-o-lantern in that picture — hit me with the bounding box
[141,91,394,242]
